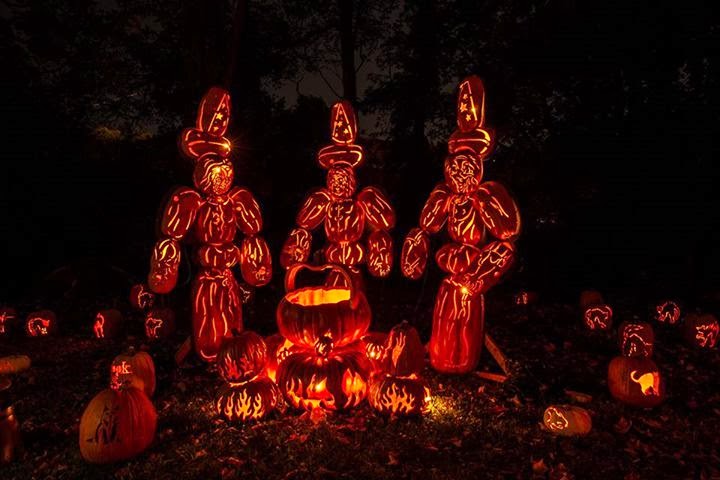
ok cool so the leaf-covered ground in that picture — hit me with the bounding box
[2,289,719,480]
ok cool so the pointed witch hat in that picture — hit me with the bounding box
[448,75,495,158]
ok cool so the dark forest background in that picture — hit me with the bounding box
[1,0,718,320]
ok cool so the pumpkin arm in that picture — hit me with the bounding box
[357,187,396,231]
[148,238,182,294]
[453,240,515,294]
[280,227,312,269]
[160,187,203,239]
[366,229,393,278]
[238,235,272,286]
[473,181,520,241]
[419,183,451,234]
[296,188,332,230]
[229,187,263,235]
[400,227,430,280]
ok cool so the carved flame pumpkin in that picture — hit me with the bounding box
[79,385,157,464]
[277,264,371,350]
[25,310,56,337]
[684,313,719,349]
[216,377,280,422]
[110,349,156,397]
[264,334,299,382]
[276,347,370,411]
[381,321,425,377]
[217,330,267,383]
[129,284,155,310]
[93,309,123,340]
[144,308,176,340]
[655,300,681,325]
[368,374,431,416]
[543,405,592,436]
[0,307,17,337]
[618,321,654,358]
[608,356,664,408]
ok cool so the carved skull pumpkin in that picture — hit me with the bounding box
[78,385,157,464]
[110,349,156,397]
[684,313,719,349]
[368,374,430,416]
[542,405,592,436]
[144,308,176,341]
[217,330,267,383]
[608,356,664,408]
[25,310,56,337]
[93,309,123,340]
[216,377,280,422]
[618,321,654,358]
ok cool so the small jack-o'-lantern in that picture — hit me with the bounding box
[618,321,654,358]
[542,405,592,436]
[684,313,719,349]
[25,310,56,337]
[264,334,299,382]
[608,356,664,408]
[277,264,371,350]
[276,346,370,411]
[0,307,17,337]
[79,385,157,464]
[381,321,425,377]
[93,309,123,340]
[655,300,681,325]
[361,331,387,373]
[369,374,431,416]
[129,284,155,310]
[216,377,280,422]
[580,290,612,331]
[217,330,267,383]
[110,349,156,397]
[144,308,175,340]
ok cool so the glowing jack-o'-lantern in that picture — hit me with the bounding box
[129,284,155,311]
[276,346,370,411]
[93,309,123,340]
[144,308,175,340]
[277,264,371,350]
[361,331,387,373]
[655,300,681,324]
[79,384,157,464]
[0,307,17,337]
[216,377,280,422]
[618,321,654,358]
[381,321,425,377]
[110,349,156,397]
[217,330,267,383]
[684,313,719,349]
[542,405,592,436]
[608,356,664,408]
[264,334,299,382]
[369,374,431,416]
[25,310,56,337]
[580,290,613,331]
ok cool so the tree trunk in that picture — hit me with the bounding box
[338,0,357,103]
[224,0,248,88]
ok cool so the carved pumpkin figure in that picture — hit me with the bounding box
[276,346,370,411]
[684,313,719,349]
[369,374,431,416]
[217,330,268,383]
[580,290,613,331]
[0,307,17,337]
[216,377,280,422]
[381,321,425,377]
[542,405,592,436]
[93,309,123,340]
[401,76,520,374]
[618,321,654,358]
[144,308,175,340]
[608,356,664,408]
[129,284,155,311]
[79,385,157,464]
[655,300,681,325]
[25,310,56,337]
[146,87,271,362]
[361,331,387,374]
[280,101,396,289]
[277,264,371,350]
[110,349,156,397]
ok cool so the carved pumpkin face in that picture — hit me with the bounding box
[684,313,719,349]
[217,331,268,383]
[26,310,56,337]
[543,405,592,436]
[444,153,483,194]
[655,300,681,324]
[618,321,654,358]
[369,374,430,416]
[79,385,157,464]
[110,350,156,397]
[381,322,425,377]
[216,377,280,422]
[197,86,231,136]
[0,307,17,336]
[326,165,357,199]
[276,348,370,411]
[193,155,234,196]
[129,284,155,310]
[93,309,123,340]
[144,308,175,340]
[608,356,664,408]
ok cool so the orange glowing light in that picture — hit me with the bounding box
[630,370,661,396]
[0,308,16,335]
[583,304,613,331]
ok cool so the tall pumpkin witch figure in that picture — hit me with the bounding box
[146,87,272,362]
[401,76,521,373]
[279,101,396,288]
